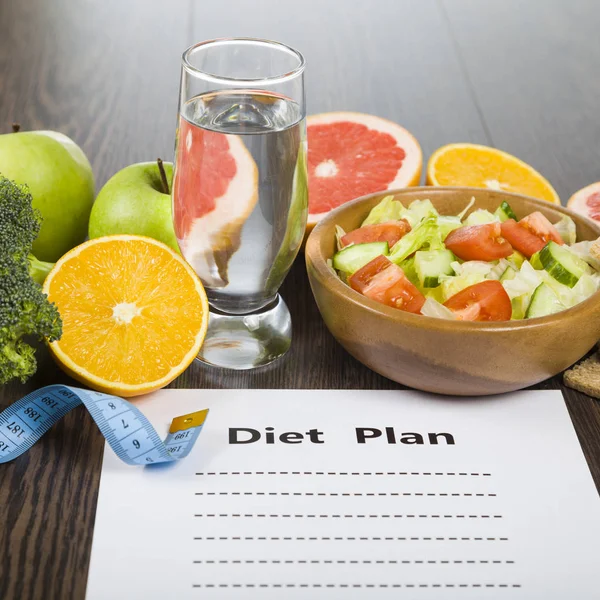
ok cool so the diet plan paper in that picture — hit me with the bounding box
[85,389,600,599]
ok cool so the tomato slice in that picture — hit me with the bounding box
[444,222,513,261]
[519,212,564,245]
[349,255,425,314]
[444,280,512,322]
[500,213,564,258]
[341,220,411,248]
[348,255,392,293]
[500,219,545,257]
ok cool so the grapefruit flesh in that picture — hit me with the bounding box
[173,117,258,287]
[307,112,422,230]
[567,182,600,221]
[588,193,600,219]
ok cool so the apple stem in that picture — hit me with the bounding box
[157,158,170,195]
[12,123,20,133]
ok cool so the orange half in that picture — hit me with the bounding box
[43,235,209,397]
[427,143,560,204]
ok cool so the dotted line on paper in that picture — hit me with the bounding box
[193,559,515,565]
[194,513,503,519]
[195,492,497,497]
[193,536,510,542]
[196,471,492,477]
[193,583,521,589]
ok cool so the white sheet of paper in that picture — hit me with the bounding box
[85,389,600,599]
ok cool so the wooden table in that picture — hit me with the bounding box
[1,0,600,597]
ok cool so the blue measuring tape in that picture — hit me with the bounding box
[0,384,208,465]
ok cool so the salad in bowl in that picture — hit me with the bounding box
[332,195,600,321]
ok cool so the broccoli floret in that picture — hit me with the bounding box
[0,177,62,384]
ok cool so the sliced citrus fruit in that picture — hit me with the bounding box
[567,182,600,221]
[307,111,422,231]
[43,235,209,397]
[427,143,560,205]
[173,116,258,287]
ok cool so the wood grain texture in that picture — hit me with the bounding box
[439,0,600,202]
[191,0,490,162]
[0,0,599,598]
[0,0,190,598]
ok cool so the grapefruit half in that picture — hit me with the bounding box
[173,118,258,287]
[567,182,600,222]
[306,112,422,231]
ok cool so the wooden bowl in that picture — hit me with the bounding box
[305,187,600,395]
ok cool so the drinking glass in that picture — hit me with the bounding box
[172,38,307,369]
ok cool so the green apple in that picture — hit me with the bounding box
[88,161,179,252]
[0,129,95,261]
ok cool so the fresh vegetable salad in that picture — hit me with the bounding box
[332,196,600,321]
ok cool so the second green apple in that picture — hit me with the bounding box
[89,161,179,252]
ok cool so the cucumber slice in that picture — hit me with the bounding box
[399,256,420,287]
[414,249,455,288]
[494,200,518,222]
[525,283,566,318]
[539,241,590,288]
[500,266,517,282]
[333,241,389,275]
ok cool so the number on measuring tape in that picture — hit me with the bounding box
[0,385,208,466]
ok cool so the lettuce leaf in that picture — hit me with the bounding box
[335,225,347,252]
[507,250,526,270]
[451,260,495,278]
[502,259,600,311]
[501,261,542,300]
[402,199,438,227]
[440,273,487,301]
[420,297,458,320]
[457,197,476,220]
[437,216,463,240]
[388,217,441,264]
[487,258,512,280]
[554,215,577,245]
[361,195,405,226]
[463,209,500,226]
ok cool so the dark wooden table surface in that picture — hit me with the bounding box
[1,0,600,598]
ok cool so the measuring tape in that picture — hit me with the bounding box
[0,385,208,465]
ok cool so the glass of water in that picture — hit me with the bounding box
[172,38,307,370]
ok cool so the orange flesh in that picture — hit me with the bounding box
[46,239,206,386]
[430,146,558,203]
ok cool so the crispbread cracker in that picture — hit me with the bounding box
[564,353,600,399]
[590,239,600,263]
